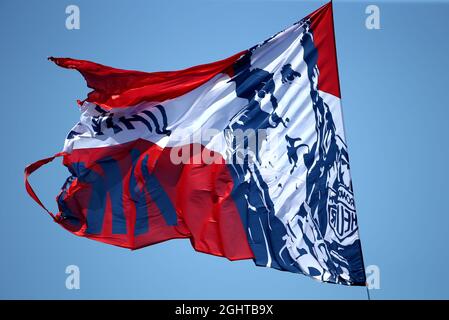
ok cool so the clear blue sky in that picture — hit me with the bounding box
[1,0,448,299]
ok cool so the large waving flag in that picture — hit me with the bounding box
[25,2,366,285]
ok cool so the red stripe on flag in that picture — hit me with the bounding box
[308,2,341,98]
[24,152,66,221]
[57,139,254,260]
[49,51,246,109]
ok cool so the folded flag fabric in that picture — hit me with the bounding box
[25,2,366,285]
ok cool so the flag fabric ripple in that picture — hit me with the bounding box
[25,2,366,286]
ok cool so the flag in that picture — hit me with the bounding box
[25,2,366,285]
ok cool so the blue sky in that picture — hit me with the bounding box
[1,0,448,299]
